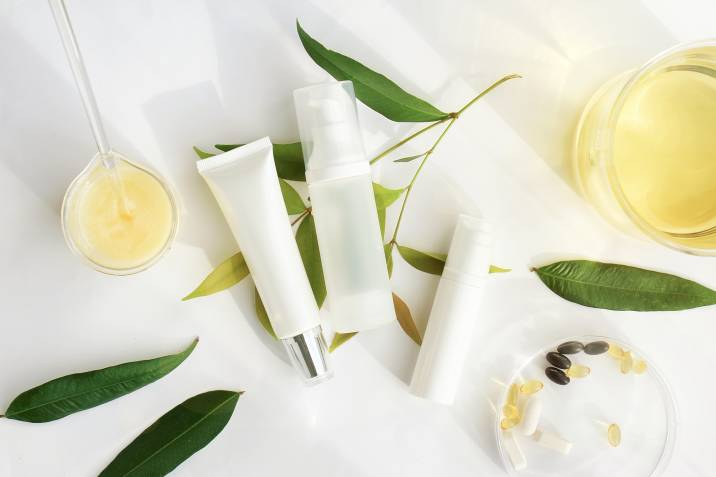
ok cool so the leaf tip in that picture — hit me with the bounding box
[193,146,215,160]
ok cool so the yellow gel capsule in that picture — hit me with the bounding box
[620,351,634,374]
[520,380,544,395]
[501,418,519,430]
[502,404,520,420]
[633,360,648,374]
[608,343,625,359]
[608,423,622,447]
[507,383,520,406]
[566,364,591,378]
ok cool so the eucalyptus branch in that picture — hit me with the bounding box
[369,118,449,165]
[455,73,522,116]
[388,117,457,247]
[385,73,521,251]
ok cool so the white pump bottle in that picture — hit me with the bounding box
[294,81,395,333]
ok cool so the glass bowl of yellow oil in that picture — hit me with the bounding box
[495,335,677,477]
[61,151,178,275]
[574,40,716,254]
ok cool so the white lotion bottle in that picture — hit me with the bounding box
[410,214,492,404]
[294,81,395,332]
[197,137,331,384]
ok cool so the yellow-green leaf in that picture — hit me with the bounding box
[192,146,215,159]
[373,183,403,239]
[254,288,277,339]
[397,245,446,275]
[384,243,394,278]
[280,179,306,215]
[297,21,449,123]
[329,332,357,352]
[373,182,405,210]
[296,214,326,307]
[393,153,425,163]
[490,265,511,273]
[393,293,421,345]
[183,252,250,300]
[377,207,387,239]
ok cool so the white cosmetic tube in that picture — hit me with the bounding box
[197,137,331,384]
[294,81,395,332]
[410,214,492,404]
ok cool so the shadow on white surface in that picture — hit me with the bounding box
[0,21,145,213]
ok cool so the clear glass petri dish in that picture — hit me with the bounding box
[573,40,716,255]
[495,335,677,477]
[61,151,178,275]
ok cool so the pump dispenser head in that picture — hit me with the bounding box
[294,81,370,183]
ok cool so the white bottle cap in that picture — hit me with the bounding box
[293,81,370,183]
[409,214,492,404]
[442,214,493,287]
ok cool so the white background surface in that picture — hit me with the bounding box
[1,0,715,475]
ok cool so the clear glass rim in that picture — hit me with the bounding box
[494,334,678,477]
[60,151,179,275]
[603,39,716,256]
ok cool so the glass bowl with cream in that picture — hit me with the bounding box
[61,151,178,275]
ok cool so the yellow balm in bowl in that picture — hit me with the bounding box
[63,153,177,274]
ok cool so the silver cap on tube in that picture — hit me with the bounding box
[282,325,333,385]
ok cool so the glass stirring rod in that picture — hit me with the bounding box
[48,0,131,214]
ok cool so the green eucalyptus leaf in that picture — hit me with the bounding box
[534,260,716,311]
[393,153,425,163]
[280,179,306,215]
[397,245,446,275]
[384,243,394,277]
[396,245,509,277]
[215,143,306,181]
[99,390,241,477]
[4,340,198,423]
[183,252,249,301]
[213,144,239,152]
[254,288,277,339]
[297,21,449,123]
[393,293,421,345]
[192,146,215,159]
[329,332,357,352]
[296,214,327,307]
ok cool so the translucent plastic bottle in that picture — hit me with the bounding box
[294,81,395,333]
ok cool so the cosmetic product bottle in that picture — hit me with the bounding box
[293,81,395,332]
[197,137,331,384]
[410,214,492,405]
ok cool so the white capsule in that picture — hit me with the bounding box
[517,397,542,436]
[502,431,527,471]
[533,429,573,455]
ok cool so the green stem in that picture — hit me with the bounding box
[291,207,311,226]
[389,118,457,246]
[455,74,522,116]
[369,118,449,166]
[386,73,521,247]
